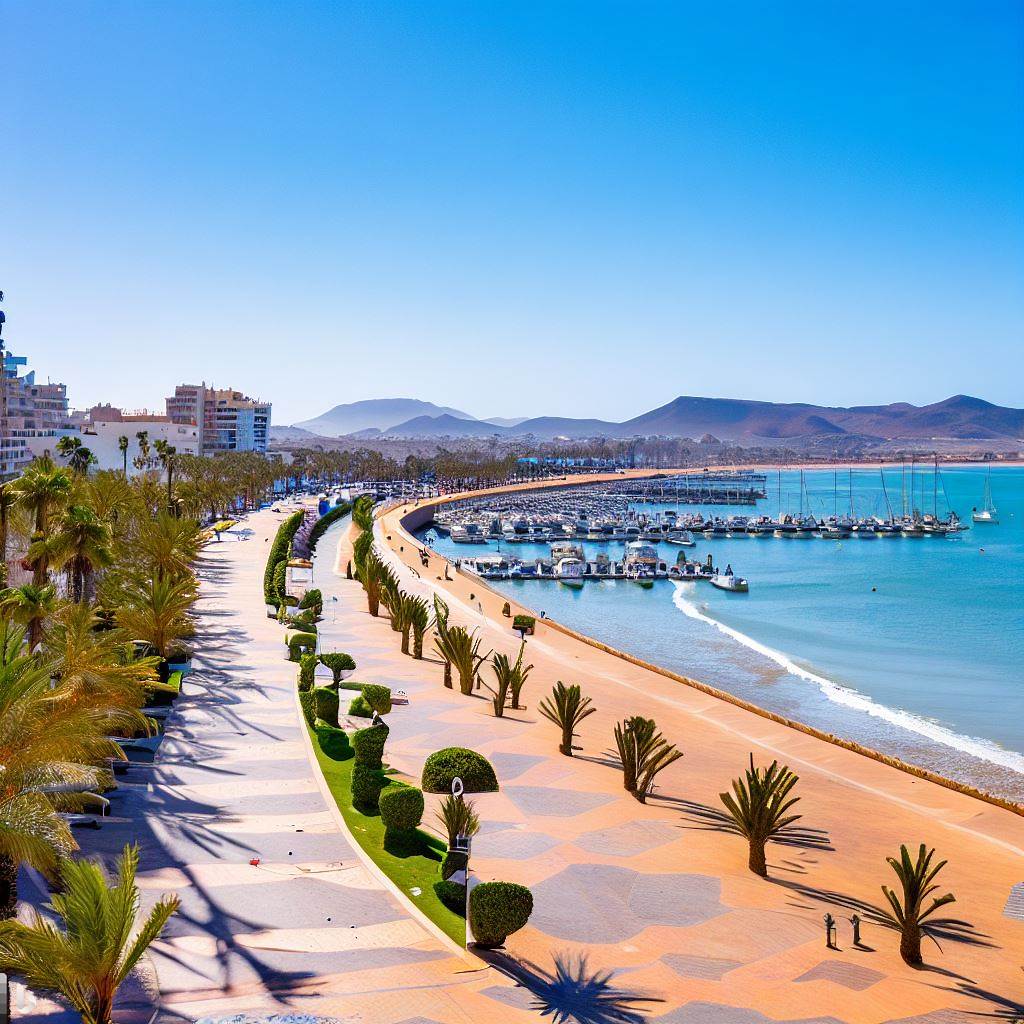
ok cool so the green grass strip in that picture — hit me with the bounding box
[306,724,465,945]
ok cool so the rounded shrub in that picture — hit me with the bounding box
[378,786,424,833]
[361,683,392,715]
[298,652,316,692]
[348,694,372,718]
[433,879,466,915]
[469,881,533,948]
[299,588,323,614]
[351,764,386,810]
[314,721,351,761]
[313,687,339,728]
[441,850,467,881]
[298,689,317,726]
[352,723,389,768]
[287,632,317,662]
[421,748,498,794]
[319,651,356,684]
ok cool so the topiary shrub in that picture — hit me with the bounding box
[319,651,356,685]
[287,632,317,661]
[469,881,533,948]
[273,560,287,606]
[421,748,498,794]
[441,850,468,881]
[314,721,351,761]
[351,764,386,810]
[299,588,323,616]
[512,614,535,635]
[433,879,466,915]
[352,723,389,768]
[348,695,372,718]
[378,786,424,833]
[298,688,317,726]
[288,610,318,631]
[361,683,392,716]
[264,509,303,604]
[313,686,339,728]
[298,652,316,692]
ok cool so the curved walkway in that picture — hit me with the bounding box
[59,506,538,1024]
[365,488,1024,1024]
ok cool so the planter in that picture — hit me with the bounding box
[266,603,279,618]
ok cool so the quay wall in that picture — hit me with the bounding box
[388,473,1024,817]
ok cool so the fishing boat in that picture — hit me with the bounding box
[972,468,998,524]
[710,568,749,593]
[665,529,696,546]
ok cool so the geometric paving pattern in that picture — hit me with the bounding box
[529,863,727,942]
[651,1006,848,1024]
[473,828,561,860]
[574,819,680,858]
[1004,881,1024,920]
[795,960,884,990]
[661,953,742,980]
[503,785,615,817]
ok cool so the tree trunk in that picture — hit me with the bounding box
[443,661,452,689]
[413,631,423,659]
[0,853,18,919]
[748,840,768,877]
[900,924,922,966]
[367,592,379,617]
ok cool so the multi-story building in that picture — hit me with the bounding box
[80,407,201,473]
[166,383,271,455]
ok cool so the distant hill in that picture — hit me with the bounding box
[294,398,474,437]
[287,394,1023,444]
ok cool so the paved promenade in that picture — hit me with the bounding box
[367,494,1024,1023]
[45,507,538,1024]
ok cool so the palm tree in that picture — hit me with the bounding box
[431,595,453,686]
[0,843,179,1024]
[879,844,957,966]
[490,644,532,718]
[132,513,201,582]
[50,505,114,602]
[134,430,150,470]
[441,625,490,696]
[118,435,129,475]
[0,635,124,917]
[408,595,430,659]
[12,456,73,584]
[153,440,178,513]
[613,716,684,803]
[0,483,14,589]
[435,793,480,849]
[0,583,57,650]
[390,592,414,654]
[538,681,595,756]
[719,755,802,877]
[115,575,196,667]
[359,550,384,617]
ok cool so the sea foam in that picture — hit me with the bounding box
[670,581,1024,775]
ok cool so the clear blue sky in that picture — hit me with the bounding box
[3,1,1022,425]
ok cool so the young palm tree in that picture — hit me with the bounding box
[538,681,596,756]
[444,626,490,695]
[153,440,178,513]
[359,550,384,617]
[879,844,957,966]
[408,595,430,658]
[132,513,201,582]
[490,644,532,718]
[379,569,402,631]
[435,793,480,849]
[613,716,684,803]
[390,592,416,654]
[12,456,73,584]
[118,435,130,475]
[134,430,150,470]
[0,583,58,650]
[0,843,179,1024]
[115,576,196,665]
[719,755,802,877]
[50,505,114,602]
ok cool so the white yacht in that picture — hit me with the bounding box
[972,468,998,524]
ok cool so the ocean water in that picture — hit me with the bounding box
[422,465,1024,801]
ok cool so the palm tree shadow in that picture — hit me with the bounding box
[480,950,663,1024]
[950,980,1024,1018]
[672,798,834,852]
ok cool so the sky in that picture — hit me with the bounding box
[2,1,1023,426]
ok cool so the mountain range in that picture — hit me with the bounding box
[287,395,1024,443]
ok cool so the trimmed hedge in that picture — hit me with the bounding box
[378,786,424,832]
[361,683,392,716]
[287,632,317,661]
[319,651,356,685]
[512,614,536,634]
[441,850,467,881]
[421,748,498,794]
[264,510,303,604]
[298,688,317,726]
[351,764,386,810]
[352,723,389,767]
[273,560,287,606]
[348,695,372,718]
[433,879,466,915]
[469,881,534,948]
[314,721,351,761]
[313,687,339,728]
[298,652,316,692]
[299,588,322,615]
[308,502,352,552]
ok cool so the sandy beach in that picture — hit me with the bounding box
[355,471,1024,1021]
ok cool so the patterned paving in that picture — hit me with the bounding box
[795,961,884,991]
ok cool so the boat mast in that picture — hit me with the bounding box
[933,453,938,517]
[848,468,854,519]
[880,466,894,522]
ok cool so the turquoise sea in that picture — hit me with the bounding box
[422,465,1024,801]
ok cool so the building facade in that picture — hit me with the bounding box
[166,383,271,455]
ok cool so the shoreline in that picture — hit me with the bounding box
[382,469,1023,816]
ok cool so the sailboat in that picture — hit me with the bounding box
[972,467,998,524]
